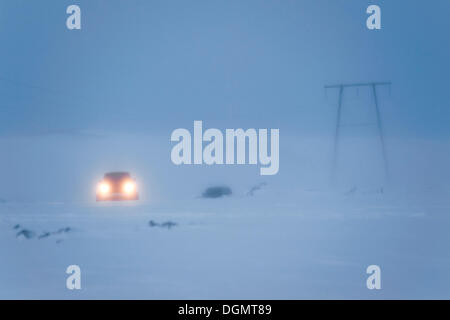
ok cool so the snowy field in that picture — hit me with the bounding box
[0,134,449,299]
[1,182,450,299]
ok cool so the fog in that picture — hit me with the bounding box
[0,1,448,203]
[1,128,449,204]
[1,0,449,299]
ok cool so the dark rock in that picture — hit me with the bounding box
[54,227,71,234]
[149,220,159,227]
[38,232,51,239]
[161,221,177,229]
[149,220,177,229]
[201,186,232,198]
[16,229,35,239]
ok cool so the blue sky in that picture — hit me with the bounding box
[0,0,449,138]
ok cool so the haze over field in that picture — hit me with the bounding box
[0,0,449,299]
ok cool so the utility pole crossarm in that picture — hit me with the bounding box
[325,82,391,89]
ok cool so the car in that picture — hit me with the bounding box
[96,172,139,201]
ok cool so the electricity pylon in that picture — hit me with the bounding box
[325,82,391,183]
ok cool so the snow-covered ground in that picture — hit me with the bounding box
[1,186,450,299]
[1,134,450,299]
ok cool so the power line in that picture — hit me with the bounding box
[0,76,90,103]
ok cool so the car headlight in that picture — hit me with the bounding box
[98,182,110,194]
[123,181,136,194]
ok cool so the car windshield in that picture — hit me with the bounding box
[105,172,130,181]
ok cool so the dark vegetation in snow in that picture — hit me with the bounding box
[149,220,177,229]
[16,229,35,239]
[246,182,267,196]
[38,227,72,239]
[201,186,232,198]
[13,225,72,241]
[345,186,357,196]
[344,186,384,196]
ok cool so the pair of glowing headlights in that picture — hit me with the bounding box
[98,181,136,195]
